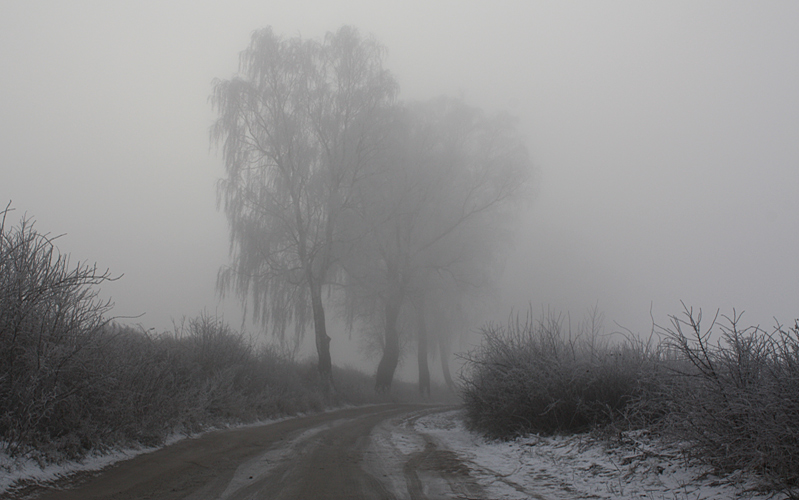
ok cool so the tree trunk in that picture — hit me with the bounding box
[416,302,430,397]
[310,281,334,392]
[375,294,401,392]
[439,333,455,391]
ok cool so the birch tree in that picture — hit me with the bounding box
[211,26,396,386]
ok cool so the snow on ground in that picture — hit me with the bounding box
[0,414,296,497]
[1,407,790,499]
[0,441,160,495]
[416,410,784,500]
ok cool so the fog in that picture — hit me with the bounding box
[3,1,798,375]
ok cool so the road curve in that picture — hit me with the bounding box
[18,404,486,500]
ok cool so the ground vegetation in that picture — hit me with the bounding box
[460,304,799,493]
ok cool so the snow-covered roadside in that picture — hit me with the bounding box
[0,440,164,496]
[415,410,784,500]
[0,412,306,497]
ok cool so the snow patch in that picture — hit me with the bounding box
[0,443,152,495]
[415,410,782,500]
[0,414,295,496]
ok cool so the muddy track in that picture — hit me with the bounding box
[8,404,489,500]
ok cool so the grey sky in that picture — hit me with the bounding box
[2,1,798,363]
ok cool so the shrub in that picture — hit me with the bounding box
[0,208,117,458]
[460,307,656,439]
[641,305,799,488]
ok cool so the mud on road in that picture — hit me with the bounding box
[12,404,488,500]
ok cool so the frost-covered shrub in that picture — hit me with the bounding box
[0,209,116,458]
[460,308,655,439]
[641,306,799,488]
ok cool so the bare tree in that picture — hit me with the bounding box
[342,97,532,392]
[211,27,396,387]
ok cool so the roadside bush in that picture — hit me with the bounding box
[460,308,656,439]
[0,209,117,458]
[0,305,382,462]
[640,305,799,488]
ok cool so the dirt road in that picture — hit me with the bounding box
[17,404,487,500]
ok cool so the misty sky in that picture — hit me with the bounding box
[2,1,798,366]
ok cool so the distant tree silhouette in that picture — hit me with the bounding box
[340,98,532,392]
